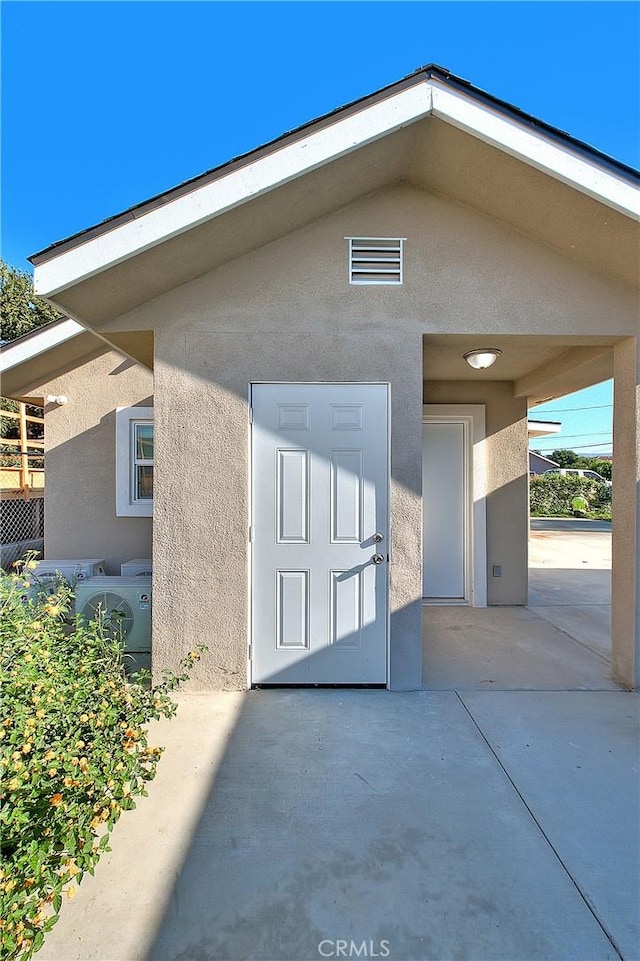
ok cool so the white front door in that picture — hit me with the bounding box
[251,383,389,685]
[422,420,468,601]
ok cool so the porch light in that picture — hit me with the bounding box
[463,348,502,370]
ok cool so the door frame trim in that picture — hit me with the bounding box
[422,404,487,607]
[249,381,391,687]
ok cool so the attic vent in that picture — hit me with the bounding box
[346,237,405,285]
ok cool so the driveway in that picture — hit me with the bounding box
[529,517,611,660]
[39,688,639,961]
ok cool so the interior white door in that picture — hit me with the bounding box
[422,420,468,600]
[251,383,389,684]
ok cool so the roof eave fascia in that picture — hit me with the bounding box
[33,82,435,299]
[429,82,640,221]
[527,420,562,437]
[0,319,84,373]
[33,76,640,301]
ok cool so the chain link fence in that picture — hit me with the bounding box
[0,496,45,569]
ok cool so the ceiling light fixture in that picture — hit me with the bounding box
[463,348,502,370]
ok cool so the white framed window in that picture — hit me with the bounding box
[116,407,154,517]
[345,237,405,285]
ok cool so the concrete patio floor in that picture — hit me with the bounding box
[38,689,639,961]
[423,518,614,691]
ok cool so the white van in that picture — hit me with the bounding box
[543,468,611,487]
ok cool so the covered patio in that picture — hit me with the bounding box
[422,331,636,691]
[423,517,614,692]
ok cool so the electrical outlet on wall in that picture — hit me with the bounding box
[492,565,502,577]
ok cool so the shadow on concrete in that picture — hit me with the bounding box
[528,568,611,607]
[142,689,631,961]
[422,605,618,692]
[530,518,612,533]
[528,518,612,666]
[36,693,636,961]
[420,519,615,691]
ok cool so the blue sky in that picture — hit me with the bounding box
[2,1,637,453]
[528,382,613,459]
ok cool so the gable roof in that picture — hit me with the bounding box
[529,451,560,470]
[31,64,640,321]
[29,64,639,270]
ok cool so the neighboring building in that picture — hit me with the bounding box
[529,451,560,475]
[2,66,638,689]
[527,418,561,474]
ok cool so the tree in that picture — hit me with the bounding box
[548,449,612,481]
[590,459,612,481]
[0,259,61,344]
[0,260,55,451]
[551,449,581,468]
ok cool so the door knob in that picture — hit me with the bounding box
[373,532,384,543]
[372,554,385,565]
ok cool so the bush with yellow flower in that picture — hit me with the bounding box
[0,556,206,960]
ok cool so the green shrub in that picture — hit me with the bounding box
[529,474,611,518]
[570,495,589,517]
[0,559,206,960]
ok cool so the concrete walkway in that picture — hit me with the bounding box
[39,689,639,961]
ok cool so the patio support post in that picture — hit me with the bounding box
[611,337,640,690]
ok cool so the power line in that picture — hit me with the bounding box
[543,430,612,439]
[531,403,613,413]
[537,443,613,453]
